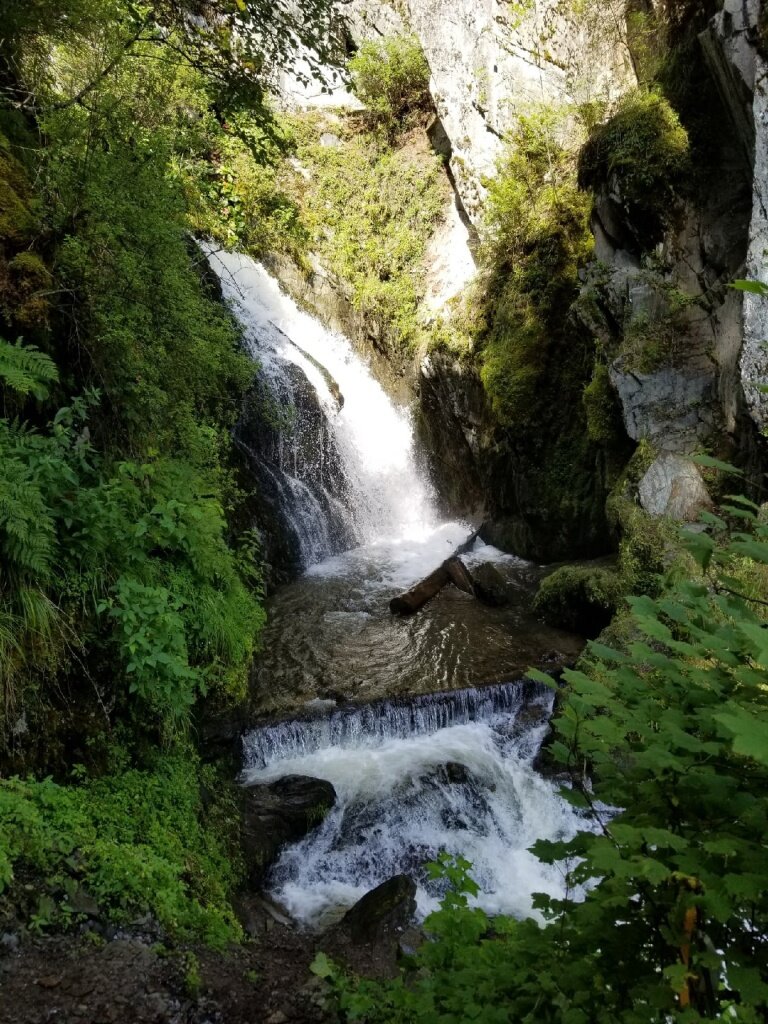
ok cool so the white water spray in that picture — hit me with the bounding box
[207,247,437,559]
[243,681,587,930]
[207,247,586,933]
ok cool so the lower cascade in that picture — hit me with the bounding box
[243,680,587,930]
[207,250,586,933]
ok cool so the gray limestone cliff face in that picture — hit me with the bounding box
[575,1,765,522]
[349,0,633,226]
[272,1,768,545]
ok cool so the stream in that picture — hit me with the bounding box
[208,248,588,932]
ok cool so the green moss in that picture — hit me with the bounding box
[287,112,445,355]
[534,564,624,637]
[606,443,672,597]
[582,362,623,445]
[619,273,698,373]
[578,90,690,248]
[0,134,38,242]
[478,109,593,428]
[8,252,52,327]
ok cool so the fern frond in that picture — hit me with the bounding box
[0,337,59,400]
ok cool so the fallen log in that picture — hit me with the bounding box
[445,556,475,596]
[389,530,482,616]
[389,563,451,615]
[453,528,481,558]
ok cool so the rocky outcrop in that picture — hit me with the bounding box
[241,775,336,881]
[471,562,511,607]
[417,349,487,519]
[575,2,763,508]
[737,5,768,429]
[350,0,634,226]
[339,875,417,943]
[638,453,713,521]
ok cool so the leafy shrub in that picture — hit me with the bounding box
[291,115,444,354]
[327,497,768,1020]
[0,390,264,734]
[349,35,431,130]
[0,336,57,400]
[0,751,242,946]
[578,90,690,248]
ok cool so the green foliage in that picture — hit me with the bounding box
[578,90,691,248]
[44,126,253,459]
[619,272,698,374]
[0,398,264,731]
[333,506,768,1021]
[534,564,624,636]
[0,750,242,946]
[1,0,344,138]
[582,361,625,445]
[0,336,58,401]
[606,445,675,599]
[290,114,445,353]
[349,35,431,132]
[479,108,593,427]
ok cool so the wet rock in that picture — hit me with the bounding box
[638,453,713,521]
[442,761,470,785]
[471,561,510,607]
[340,875,417,943]
[422,761,471,787]
[241,775,336,881]
[234,893,294,937]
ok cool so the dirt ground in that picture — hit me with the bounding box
[0,916,404,1024]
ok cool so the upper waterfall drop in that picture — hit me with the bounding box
[206,246,439,568]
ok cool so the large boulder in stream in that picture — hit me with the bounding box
[241,775,336,881]
[471,561,511,607]
[340,875,417,943]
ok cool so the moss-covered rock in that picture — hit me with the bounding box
[578,91,691,250]
[583,362,625,445]
[534,564,624,637]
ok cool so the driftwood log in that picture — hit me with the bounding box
[389,530,482,615]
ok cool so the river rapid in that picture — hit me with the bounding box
[208,247,588,931]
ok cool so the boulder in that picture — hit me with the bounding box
[638,454,713,522]
[609,358,717,453]
[241,775,336,880]
[471,561,510,607]
[340,875,417,943]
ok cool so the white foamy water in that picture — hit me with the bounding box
[243,683,587,930]
[206,246,586,935]
[207,246,438,551]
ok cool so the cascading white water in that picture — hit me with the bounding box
[206,246,438,564]
[208,245,586,934]
[243,680,588,930]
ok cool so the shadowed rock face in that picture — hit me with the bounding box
[340,875,417,943]
[241,775,337,882]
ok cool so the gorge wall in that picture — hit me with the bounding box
[268,0,768,565]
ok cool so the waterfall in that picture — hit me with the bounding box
[242,678,551,770]
[205,247,437,570]
[207,245,588,935]
[243,679,589,930]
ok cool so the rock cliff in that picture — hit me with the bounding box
[273,0,768,561]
